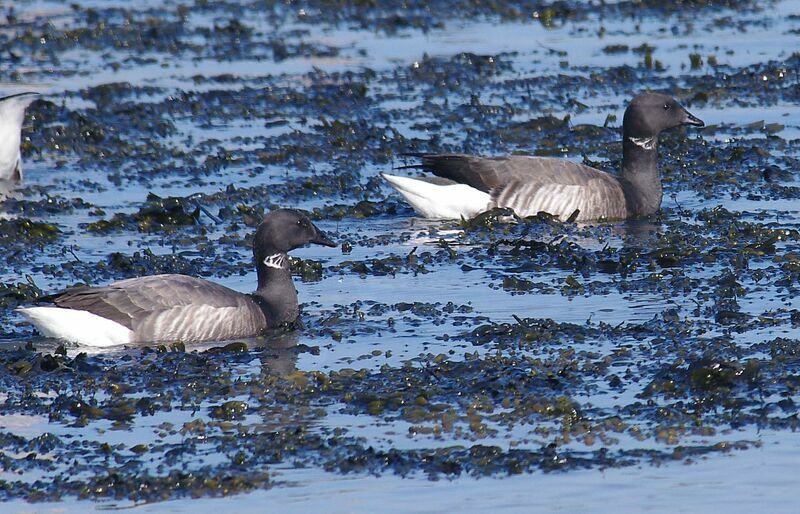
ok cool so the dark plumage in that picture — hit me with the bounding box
[18,209,336,346]
[382,93,704,222]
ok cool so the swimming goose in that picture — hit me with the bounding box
[17,209,336,347]
[382,93,704,222]
[0,92,40,182]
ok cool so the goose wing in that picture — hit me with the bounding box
[49,274,253,330]
[490,178,627,221]
[413,154,627,221]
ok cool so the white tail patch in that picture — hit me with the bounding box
[381,173,490,220]
[17,307,133,347]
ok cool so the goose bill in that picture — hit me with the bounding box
[311,228,336,247]
[683,111,704,127]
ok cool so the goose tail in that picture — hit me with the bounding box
[381,173,490,220]
[16,306,132,347]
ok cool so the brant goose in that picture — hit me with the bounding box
[17,209,336,347]
[0,92,40,183]
[382,93,704,222]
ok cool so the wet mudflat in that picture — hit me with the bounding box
[0,0,799,511]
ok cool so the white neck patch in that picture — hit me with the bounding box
[262,253,288,270]
[628,136,657,150]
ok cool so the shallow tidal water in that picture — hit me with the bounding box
[1,0,800,511]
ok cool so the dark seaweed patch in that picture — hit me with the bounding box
[85,193,201,233]
[0,0,798,505]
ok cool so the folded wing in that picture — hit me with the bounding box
[49,274,266,342]
[412,154,628,221]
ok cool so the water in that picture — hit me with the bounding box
[1,0,800,510]
[0,427,796,513]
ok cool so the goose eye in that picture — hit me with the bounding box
[663,103,671,110]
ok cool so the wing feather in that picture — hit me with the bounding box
[415,154,628,221]
[51,275,256,331]
[490,178,627,221]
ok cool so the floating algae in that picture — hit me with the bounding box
[0,0,799,506]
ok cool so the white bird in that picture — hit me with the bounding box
[0,92,40,183]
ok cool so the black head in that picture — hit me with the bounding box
[623,93,704,138]
[253,209,335,260]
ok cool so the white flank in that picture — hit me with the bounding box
[148,304,245,343]
[499,183,585,220]
[16,307,133,347]
[381,173,490,220]
[0,93,39,181]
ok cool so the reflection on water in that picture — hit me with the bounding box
[0,180,17,205]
